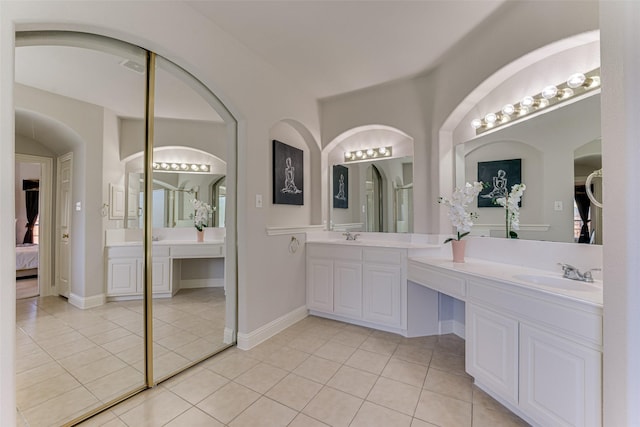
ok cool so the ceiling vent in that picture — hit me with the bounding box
[119,59,145,75]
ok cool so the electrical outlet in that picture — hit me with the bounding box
[554,201,563,211]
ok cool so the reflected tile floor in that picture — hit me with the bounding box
[16,288,227,427]
[76,316,530,427]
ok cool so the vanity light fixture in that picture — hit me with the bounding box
[152,162,211,173]
[344,146,393,163]
[471,68,601,135]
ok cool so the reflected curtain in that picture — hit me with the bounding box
[23,180,39,244]
[574,185,591,244]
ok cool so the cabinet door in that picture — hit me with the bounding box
[107,258,138,295]
[520,324,602,427]
[334,261,363,318]
[307,258,334,312]
[137,258,171,293]
[466,303,519,406]
[363,264,402,327]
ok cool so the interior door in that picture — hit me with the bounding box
[56,152,72,297]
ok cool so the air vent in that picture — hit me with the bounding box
[119,59,145,74]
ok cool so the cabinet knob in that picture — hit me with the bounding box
[62,233,69,238]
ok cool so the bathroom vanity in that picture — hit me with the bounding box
[306,234,603,427]
[105,240,224,300]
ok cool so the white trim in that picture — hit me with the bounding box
[440,319,466,339]
[68,292,105,309]
[473,223,551,232]
[237,305,308,350]
[266,225,325,236]
[332,223,364,231]
[180,278,224,288]
[224,327,235,344]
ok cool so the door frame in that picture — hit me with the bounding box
[55,152,73,297]
[15,154,53,296]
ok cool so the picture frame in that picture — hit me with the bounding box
[477,158,522,207]
[272,139,304,205]
[333,164,348,209]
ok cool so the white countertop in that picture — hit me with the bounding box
[409,256,603,307]
[307,239,441,250]
[106,240,224,247]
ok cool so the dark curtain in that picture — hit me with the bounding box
[23,180,39,244]
[574,185,591,244]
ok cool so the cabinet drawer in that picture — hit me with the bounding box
[364,248,403,265]
[171,244,222,258]
[407,262,466,299]
[307,244,362,261]
[108,246,143,258]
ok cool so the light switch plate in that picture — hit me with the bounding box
[256,194,263,208]
[554,201,563,211]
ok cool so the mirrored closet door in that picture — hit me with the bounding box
[14,32,236,427]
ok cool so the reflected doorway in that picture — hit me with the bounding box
[365,164,383,232]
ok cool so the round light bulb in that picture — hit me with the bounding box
[171,163,179,170]
[152,162,158,169]
[518,106,529,116]
[181,163,188,170]
[501,104,515,116]
[541,85,558,99]
[484,113,497,124]
[585,76,600,88]
[558,88,574,99]
[191,164,199,171]
[536,98,549,108]
[366,148,374,156]
[161,162,169,170]
[356,150,363,158]
[200,165,209,171]
[344,152,352,159]
[471,119,482,129]
[521,96,534,108]
[379,147,387,155]
[567,73,586,88]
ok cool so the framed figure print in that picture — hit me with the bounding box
[333,164,348,209]
[273,139,304,205]
[477,158,522,207]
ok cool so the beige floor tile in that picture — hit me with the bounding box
[423,367,473,402]
[411,418,439,427]
[262,345,310,371]
[229,396,297,427]
[345,348,390,375]
[155,330,200,351]
[326,365,378,399]
[429,351,468,377]
[15,349,53,374]
[243,341,283,361]
[16,361,66,390]
[173,337,222,361]
[472,385,516,413]
[119,389,192,427]
[303,386,363,427]
[234,362,289,394]
[101,334,144,355]
[22,386,100,427]
[313,340,357,364]
[472,403,530,427]
[414,389,472,427]
[381,358,428,388]
[293,355,341,384]
[153,351,191,380]
[85,366,145,402]
[197,381,260,424]
[45,337,98,360]
[359,336,399,356]
[351,401,413,427]
[203,352,261,379]
[288,412,331,427]
[89,327,134,346]
[164,407,225,427]
[393,344,433,366]
[75,409,121,426]
[16,371,81,410]
[165,367,229,404]
[436,334,466,356]
[331,329,370,347]
[68,355,129,384]
[367,376,421,416]
[266,373,323,411]
[287,334,328,353]
[58,346,112,370]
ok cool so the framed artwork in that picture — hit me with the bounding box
[333,164,348,209]
[273,139,304,205]
[477,158,522,207]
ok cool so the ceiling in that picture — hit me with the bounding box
[14,1,506,129]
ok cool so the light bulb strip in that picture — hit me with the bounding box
[152,161,211,173]
[343,146,393,163]
[471,68,600,135]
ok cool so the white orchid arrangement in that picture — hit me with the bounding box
[495,183,526,239]
[191,199,213,232]
[439,181,484,243]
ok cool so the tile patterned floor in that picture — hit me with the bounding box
[74,316,530,427]
[16,288,227,427]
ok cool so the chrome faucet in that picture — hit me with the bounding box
[343,232,361,241]
[558,263,601,283]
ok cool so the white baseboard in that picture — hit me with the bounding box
[224,327,235,344]
[440,319,465,339]
[237,305,308,350]
[180,279,224,289]
[69,292,105,309]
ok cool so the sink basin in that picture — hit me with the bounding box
[513,274,601,292]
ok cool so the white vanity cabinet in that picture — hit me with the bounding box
[306,243,407,332]
[106,243,223,300]
[466,277,602,427]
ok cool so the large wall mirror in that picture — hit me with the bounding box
[14,32,237,426]
[327,126,414,233]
